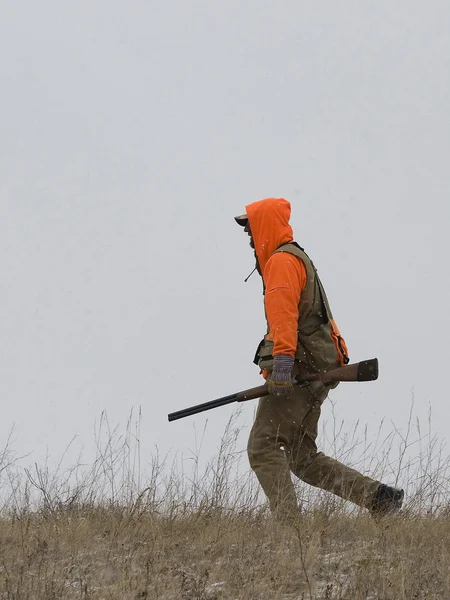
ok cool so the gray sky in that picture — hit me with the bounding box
[1,1,449,476]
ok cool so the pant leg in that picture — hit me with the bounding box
[247,382,320,521]
[288,381,380,509]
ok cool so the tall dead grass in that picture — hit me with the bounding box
[0,404,449,599]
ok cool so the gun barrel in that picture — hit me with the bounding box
[167,392,238,422]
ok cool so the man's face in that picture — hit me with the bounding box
[244,221,254,249]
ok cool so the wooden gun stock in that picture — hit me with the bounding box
[168,358,378,422]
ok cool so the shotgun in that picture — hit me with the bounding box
[167,358,378,422]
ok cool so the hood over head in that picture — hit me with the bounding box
[245,198,294,274]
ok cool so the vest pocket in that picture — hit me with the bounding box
[296,325,340,372]
[255,339,275,371]
[253,339,265,366]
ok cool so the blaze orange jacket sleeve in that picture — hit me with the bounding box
[264,252,307,357]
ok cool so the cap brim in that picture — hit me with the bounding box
[234,214,248,226]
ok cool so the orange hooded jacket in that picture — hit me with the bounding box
[246,198,306,359]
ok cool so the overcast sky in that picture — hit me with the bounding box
[0,1,449,482]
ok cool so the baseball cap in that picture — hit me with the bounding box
[234,213,248,226]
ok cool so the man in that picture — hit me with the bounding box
[235,197,404,522]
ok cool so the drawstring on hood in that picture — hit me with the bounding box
[244,267,257,282]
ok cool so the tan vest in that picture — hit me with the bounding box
[255,243,349,373]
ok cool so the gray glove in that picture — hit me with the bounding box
[268,355,295,397]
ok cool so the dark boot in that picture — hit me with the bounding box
[370,484,404,516]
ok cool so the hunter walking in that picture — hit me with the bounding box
[235,197,403,522]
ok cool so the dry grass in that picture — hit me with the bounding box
[1,505,450,599]
[0,407,449,599]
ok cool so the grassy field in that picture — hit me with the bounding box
[1,501,450,599]
[0,409,449,599]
